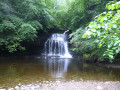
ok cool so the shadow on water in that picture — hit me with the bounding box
[0,56,120,89]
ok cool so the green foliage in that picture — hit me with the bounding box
[6,15,24,28]
[0,0,117,54]
[70,27,96,54]
[28,21,43,30]
[18,23,37,41]
[0,0,58,52]
[64,0,110,31]
[83,1,120,62]
[0,20,15,33]
[0,20,37,52]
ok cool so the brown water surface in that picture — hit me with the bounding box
[0,56,120,88]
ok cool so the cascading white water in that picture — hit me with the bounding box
[44,33,72,58]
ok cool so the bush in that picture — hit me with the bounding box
[83,1,120,62]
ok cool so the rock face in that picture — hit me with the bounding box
[8,81,120,90]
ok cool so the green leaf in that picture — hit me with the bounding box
[108,5,112,10]
[82,34,88,38]
[108,44,111,48]
[116,49,119,53]
[112,24,117,28]
[99,43,102,47]
[108,54,114,59]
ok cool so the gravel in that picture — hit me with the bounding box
[8,80,120,90]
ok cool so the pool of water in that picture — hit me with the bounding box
[0,56,120,88]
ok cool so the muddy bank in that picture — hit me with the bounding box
[7,80,120,90]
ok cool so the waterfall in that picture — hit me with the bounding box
[44,33,72,58]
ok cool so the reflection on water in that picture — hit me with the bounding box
[44,58,71,78]
[0,56,120,89]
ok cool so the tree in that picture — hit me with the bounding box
[0,0,56,52]
[83,1,120,62]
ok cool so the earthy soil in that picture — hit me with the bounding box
[8,80,120,90]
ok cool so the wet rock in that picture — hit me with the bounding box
[71,80,75,82]
[96,86,103,90]
[80,78,83,81]
[63,80,66,82]
[15,86,19,90]
[56,81,61,83]
[0,87,6,90]
[105,82,110,84]
[46,81,49,84]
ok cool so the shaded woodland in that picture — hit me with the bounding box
[0,0,120,62]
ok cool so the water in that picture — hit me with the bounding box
[44,33,72,58]
[0,56,120,89]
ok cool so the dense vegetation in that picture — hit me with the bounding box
[70,0,120,62]
[0,0,63,52]
[0,0,120,62]
[82,1,120,62]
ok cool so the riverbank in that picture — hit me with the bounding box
[8,80,120,90]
